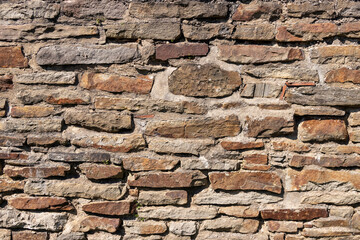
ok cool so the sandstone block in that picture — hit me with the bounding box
[4,163,70,178]
[128,171,207,188]
[218,45,304,64]
[124,220,167,235]
[209,171,282,193]
[218,206,259,218]
[0,46,28,68]
[201,217,259,233]
[48,152,110,163]
[0,75,13,91]
[36,44,138,65]
[156,43,208,61]
[196,231,268,240]
[8,196,73,211]
[79,163,123,180]
[293,105,345,116]
[302,191,360,205]
[267,221,303,233]
[302,227,355,237]
[80,72,153,94]
[272,139,310,152]
[233,24,275,41]
[12,231,47,240]
[83,201,132,216]
[27,133,67,146]
[14,72,76,85]
[181,158,239,171]
[74,216,120,233]
[138,206,217,220]
[298,119,348,142]
[247,116,294,138]
[182,21,233,40]
[139,190,188,206]
[0,176,24,193]
[261,208,328,221]
[287,2,335,18]
[326,68,360,84]
[311,45,360,63]
[221,141,264,151]
[0,118,62,133]
[169,64,242,97]
[349,112,360,126]
[0,135,26,147]
[10,106,55,118]
[169,221,197,236]
[0,229,10,240]
[123,157,179,171]
[232,2,281,21]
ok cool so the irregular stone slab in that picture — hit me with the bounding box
[232,2,281,21]
[0,118,62,133]
[82,201,132,216]
[156,43,208,61]
[261,208,328,220]
[124,220,167,235]
[293,105,345,116]
[244,66,319,82]
[0,229,10,240]
[10,106,55,118]
[0,176,24,193]
[128,171,207,188]
[169,64,242,98]
[61,0,126,19]
[193,188,282,205]
[326,67,360,84]
[302,227,355,237]
[209,171,282,194]
[63,126,146,153]
[87,232,121,240]
[272,139,310,152]
[311,45,360,63]
[350,129,360,143]
[218,45,304,64]
[73,216,120,233]
[57,233,86,240]
[0,209,67,231]
[0,1,60,20]
[12,231,47,240]
[24,178,126,200]
[17,88,91,105]
[79,163,123,180]
[48,152,110,163]
[339,1,360,17]
[182,21,234,40]
[0,75,13,92]
[169,221,197,236]
[286,167,360,191]
[302,191,360,205]
[218,206,259,218]
[232,24,275,41]
[247,116,293,138]
[27,133,67,146]
[289,155,360,168]
[285,86,360,106]
[221,141,264,151]
[129,2,227,19]
[36,44,138,65]
[8,196,73,211]
[181,158,239,170]
[267,221,303,233]
[64,109,132,133]
[105,21,180,41]
[337,145,360,154]
[4,163,70,178]
[201,217,258,233]
[123,156,179,171]
[298,119,348,142]
[0,46,28,68]
[138,206,217,220]
[14,72,76,85]
[287,2,335,19]
[80,72,153,94]
[196,231,268,240]
[349,112,360,126]
[139,190,188,206]
[145,115,241,138]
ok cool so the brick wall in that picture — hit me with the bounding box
[1,0,360,239]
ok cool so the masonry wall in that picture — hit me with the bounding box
[2,0,360,239]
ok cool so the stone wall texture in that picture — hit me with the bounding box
[2,0,360,239]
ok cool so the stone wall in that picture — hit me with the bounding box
[1,0,360,239]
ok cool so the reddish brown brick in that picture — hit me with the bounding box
[79,163,124,180]
[12,231,47,240]
[82,201,132,216]
[261,208,328,220]
[221,141,264,151]
[0,46,28,68]
[80,72,153,94]
[10,106,55,118]
[9,196,73,211]
[209,171,282,194]
[128,171,207,188]
[156,43,208,61]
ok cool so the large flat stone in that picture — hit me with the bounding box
[138,206,217,220]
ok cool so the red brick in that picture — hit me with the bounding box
[80,72,153,94]
[9,196,73,211]
[83,201,132,216]
[221,141,264,151]
[209,171,282,194]
[261,208,328,220]
[128,171,207,188]
[156,43,208,61]
[0,46,28,68]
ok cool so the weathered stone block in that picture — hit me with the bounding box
[232,2,281,21]
[138,206,217,220]
[124,220,167,235]
[8,196,73,211]
[79,163,123,180]
[0,46,28,68]
[138,190,188,206]
[10,106,55,118]
[261,208,328,221]
[4,163,70,178]
[247,116,293,138]
[82,201,132,216]
[0,118,62,133]
[156,43,208,61]
[123,156,179,171]
[73,216,120,233]
[298,119,348,142]
[14,72,76,85]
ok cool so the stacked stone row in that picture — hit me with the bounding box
[2,0,360,239]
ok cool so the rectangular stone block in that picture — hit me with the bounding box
[0,118,62,133]
[138,190,188,206]
[138,206,217,220]
[0,46,28,68]
[14,72,76,85]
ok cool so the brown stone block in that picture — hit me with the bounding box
[0,46,28,68]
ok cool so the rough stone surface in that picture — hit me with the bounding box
[0,46,28,68]
[138,206,217,220]
[79,163,123,180]
[298,119,348,142]
[123,157,179,171]
[169,221,197,236]
[201,217,259,233]
[209,171,282,193]
[12,231,47,240]
[218,206,259,218]
[73,216,120,233]
[10,106,55,118]
[233,24,275,41]
[24,178,126,200]
[4,163,70,178]
[261,208,328,220]
[80,72,153,94]
[169,64,242,97]
[302,191,360,205]
[218,45,304,64]
[124,220,167,235]
[8,196,73,211]
[14,72,76,85]
[156,43,208,61]
[36,45,139,65]
[232,2,281,21]
[182,21,234,40]
[0,118,62,133]
[82,201,132,216]
[138,190,188,206]
[247,116,294,138]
